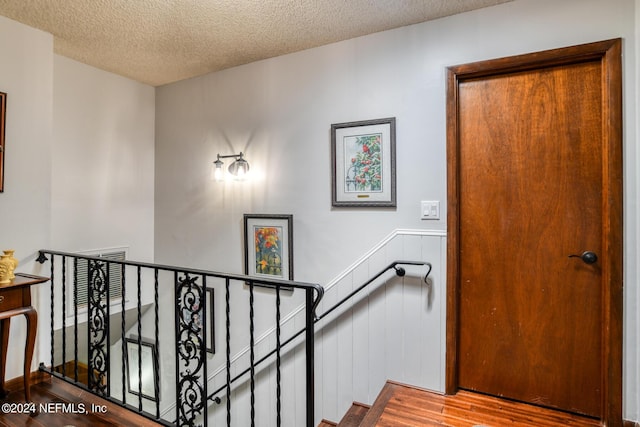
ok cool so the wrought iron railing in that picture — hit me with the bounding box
[315,260,432,322]
[209,259,433,393]
[36,250,323,427]
[36,249,430,427]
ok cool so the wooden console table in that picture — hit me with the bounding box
[0,273,49,402]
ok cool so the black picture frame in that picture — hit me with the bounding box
[125,336,159,402]
[0,91,6,193]
[205,287,215,354]
[331,117,396,207]
[243,214,294,282]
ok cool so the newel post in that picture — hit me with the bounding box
[305,288,315,427]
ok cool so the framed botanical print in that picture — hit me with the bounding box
[0,92,6,192]
[331,117,396,207]
[243,214,293,282]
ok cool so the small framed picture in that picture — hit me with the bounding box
[177,280,214,354]
[0,91,6,192]
[125,337,159,402]
[244,214,293,282]
[331,117,396,207]
[205,288,215,354]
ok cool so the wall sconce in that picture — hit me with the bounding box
[213,152,250,181]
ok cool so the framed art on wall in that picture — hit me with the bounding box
[331,117,396,207]
[0,92,6,192]
[125,336,159,402]
[244,214,293,282]
[205,287,215,354]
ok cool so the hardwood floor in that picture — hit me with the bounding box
[0,375,162,427]
[337,402,370,426]
[337,381,604,427]
[1,375,619,427]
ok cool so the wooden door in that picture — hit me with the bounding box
[446,39,622,424]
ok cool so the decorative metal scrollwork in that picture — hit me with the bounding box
[176,273,206,427]
[88,259,108,395]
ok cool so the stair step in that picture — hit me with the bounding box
[318,420,338,427]
[357,382,397,426]
[337,402,370,426]
[356,380,603,427]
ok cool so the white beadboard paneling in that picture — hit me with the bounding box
[351,263,370,403]
[402,273,425,383]
[319,231,445,418]
[382,235,405,383]
[203,229,445,426]
[402,234,427,383]
[336,272,354,418]
[279,346,299,427]
[420,235,446,391]
[256,366,273,424]
[367,258,389,400]
[321,319,338,419]
[384,275,405,382]
[439,236,448,391]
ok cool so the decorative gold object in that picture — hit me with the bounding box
[2,249,17,280]
[0,254,11,284]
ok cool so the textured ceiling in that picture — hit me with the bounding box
[0,0,512,87]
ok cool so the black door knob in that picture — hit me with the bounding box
[569,251,598,264]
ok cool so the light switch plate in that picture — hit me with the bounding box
[421,201,440,220]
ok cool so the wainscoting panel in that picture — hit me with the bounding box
[203,229,446,426]
[314,229,446,423]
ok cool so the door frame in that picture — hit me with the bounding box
[445,39,623,425]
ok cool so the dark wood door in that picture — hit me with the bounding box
[447,39,623,423]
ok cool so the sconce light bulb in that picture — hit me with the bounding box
[212,159,224,181]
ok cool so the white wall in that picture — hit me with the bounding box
[0,0,636,423]
[0,15,53,381]
[51,55,155,261]
[44,55,156,399]
[0,16,155,382]
[155,0,639,423]
[43,56,155,381]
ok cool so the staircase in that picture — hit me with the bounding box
[319,380,604,427]
[319,402,370,426]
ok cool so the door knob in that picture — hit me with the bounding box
[568,251,598,264]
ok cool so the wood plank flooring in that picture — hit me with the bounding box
[337,402,370,426]
[0,376,162,427]
[1,375,617,427]
[359,381,603,427]
[316,380,608,427]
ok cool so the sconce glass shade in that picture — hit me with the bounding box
[213,159,224,181]
[228,157,249,179]
[212,152,250,181]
